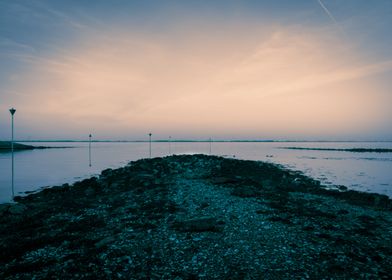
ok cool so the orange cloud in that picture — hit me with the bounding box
[7,24,392,138]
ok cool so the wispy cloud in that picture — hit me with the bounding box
[5,24,390,138]
[266,59,392,96]
[2,0,391,139]
[0,37,36,53]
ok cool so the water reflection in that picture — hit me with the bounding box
[0,141,392,203]
[89,134,92,167]
[169,136,172,155]
[11,148,14,199]
[148,133,152,158]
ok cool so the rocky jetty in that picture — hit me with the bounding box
[0,155,391,279]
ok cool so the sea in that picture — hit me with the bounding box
[1,141,391,203]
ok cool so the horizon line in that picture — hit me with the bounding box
[3,139,392,143]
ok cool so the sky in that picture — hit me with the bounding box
[0,0,392,141]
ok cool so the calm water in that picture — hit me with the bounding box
[1,142,392,203]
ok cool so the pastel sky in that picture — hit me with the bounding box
[1,0,392,140]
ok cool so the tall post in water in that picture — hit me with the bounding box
[149,133,152,158]
[9,108,16,199]
[89,134,92,167]
[209,137,212,155]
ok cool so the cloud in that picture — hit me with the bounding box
[262,59,392,97]
[4,23,392,138]
[0,37,36,53]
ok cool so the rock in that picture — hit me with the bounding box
[0,203,11,215]
[101,168,113,177]
[132,173,154,180]
[210,177,240,184]
[315,232,332,239]
[292,178,302,186]
[337,209,349,215]
[256,209,272,215]
[335,190,392,209]
[337,185,348,191]
[8,203,27,215]
[231,186,260,197]
[13,196,24,202]
[173,216,224,232]
[129,173,155,187]
[85,187,95,196]
[197,202,210,210]
[94,236,116,249]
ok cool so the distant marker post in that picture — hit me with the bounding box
[169,136,171,155]
[149,133,152,158]
[89,134,92,167]
[9,108,16,199]
[209,137,212,155]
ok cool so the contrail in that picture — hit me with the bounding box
[317,0,346,36]
[317,0,339,25]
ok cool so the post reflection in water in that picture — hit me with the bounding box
[9,108,16,199]
[169,136,171,155]
[89,134,92,167]
[11,151,14,199]
[149,133,152,158]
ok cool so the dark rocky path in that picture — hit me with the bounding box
[0,155,391,279]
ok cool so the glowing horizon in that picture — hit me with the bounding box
[1,1,392,140]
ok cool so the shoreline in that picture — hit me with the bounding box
[0,141,36,151]
[282,147,392,153]
[1,155,391,278]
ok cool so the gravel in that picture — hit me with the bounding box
[0,154,391,279]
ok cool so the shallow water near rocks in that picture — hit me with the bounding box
[0,141,391,203]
